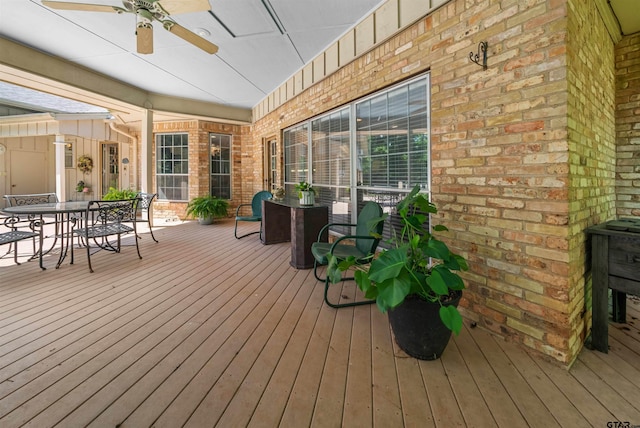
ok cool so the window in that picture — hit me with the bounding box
[311,108,350,187]
[283,73,430,234]
[284,122,309,188]
[356,77,429,191]
[64,143,73,168]
[270,139,278,190]
[156,133,189,201]
[210,133,231,199]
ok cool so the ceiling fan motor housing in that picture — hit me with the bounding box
[124,0,169,20]
[136,8,153,27]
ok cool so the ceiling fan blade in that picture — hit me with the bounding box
[164,22,218,54]
[157,0,210,15]
[42,0,121,13]
[136,25,154,54]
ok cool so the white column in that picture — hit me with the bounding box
[53,135,67,201]
[140,109,153,193]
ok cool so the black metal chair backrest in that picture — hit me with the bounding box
[87,198,137,226]
[4,193,58,206]
[134,192,159,242]
[135,192,157,212]
[76,198,141,273]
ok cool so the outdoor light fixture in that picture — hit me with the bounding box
[194,27,211,37]
[469,41,488,70]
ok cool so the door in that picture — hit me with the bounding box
[9,151,47,194]
[101,143,119,196]
[264,137,278,191]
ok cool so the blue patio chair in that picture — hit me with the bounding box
[234,190,273,239]
[311,201,384,308]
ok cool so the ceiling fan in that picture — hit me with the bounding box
[41,0,219,55]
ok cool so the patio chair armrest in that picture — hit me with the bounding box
[235,203,252,216]
[2,215,34,230]
[316,222,357,241]
[329,234,378,254]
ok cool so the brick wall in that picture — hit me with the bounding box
[151,120,247,219]
[565,0,617,360]
[616,33,640,218]
[250,0,628,364]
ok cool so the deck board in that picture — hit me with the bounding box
[0,219,639,427]
[343,305,373,428]
[454,326,522,427]
[495,334,590,427]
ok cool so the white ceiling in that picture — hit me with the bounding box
[608,0,640,36]
[0,0,638,126]
[0,0,385,121]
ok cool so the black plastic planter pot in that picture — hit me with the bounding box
[388,291,462,360]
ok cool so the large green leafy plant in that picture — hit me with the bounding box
[327,185,469,334]
[185,195,229,219]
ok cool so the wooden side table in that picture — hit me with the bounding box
[586,219,640,353]
[262,198,328,269]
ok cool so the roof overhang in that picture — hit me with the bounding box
[0,37,252,127]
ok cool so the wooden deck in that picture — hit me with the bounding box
[0,219,639,427]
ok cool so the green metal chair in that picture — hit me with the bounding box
[311,201,384,308]
[234,190,273,239]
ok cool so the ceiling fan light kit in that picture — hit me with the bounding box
[42,0,218,55]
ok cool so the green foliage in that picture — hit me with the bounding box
[102,187,137,200]
[185,195,229,220]
[327,184,468,335]
[294,181,318,198]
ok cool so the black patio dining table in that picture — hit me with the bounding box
[2,201,89,270]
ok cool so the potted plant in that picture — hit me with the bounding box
[295,181,317,205]
[327,185,468,360]
[185,195,230,225]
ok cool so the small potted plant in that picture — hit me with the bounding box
[185,195,230,225]
[295,181,317,205]
[327,185,468,360]
[76,180,87,192]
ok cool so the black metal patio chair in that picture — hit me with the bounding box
[0,216,39,265]
[134,192,159,242]
[3,192,60,253]
[73,198,141,273]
